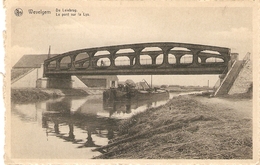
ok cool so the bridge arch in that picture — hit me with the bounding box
[140,47,163,66]
[94,50,110,57]
[48,61,56,70]
[180,54,193,64]
[200,50,221,55]
[168,54,176,64]
[156,54,164,65]
[115,56,131,66]
[198,49,226,64]
[96,57,111,67]
[60,56,71,70]
[74,52,89,68]
[44,42,231,76]
[140,55,152,65]
[171,47,191,51]
[116,48,135,54]
[142,47,162,52]
[206,57,225,63]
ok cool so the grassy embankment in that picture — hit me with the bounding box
[94,95,252,159]
[165,86,211,93]
[11,88,89,103]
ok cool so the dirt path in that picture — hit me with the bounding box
[195,97,252,119]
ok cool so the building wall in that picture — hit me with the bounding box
[228,60,252,95]
[38,64,44,78]
[12,68,38,88]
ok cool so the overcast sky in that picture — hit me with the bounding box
[10,3,253,86]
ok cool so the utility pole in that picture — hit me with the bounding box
[151,75,152,88]
[48,45,51,59]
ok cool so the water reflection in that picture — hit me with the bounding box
[42,110,118,149]
[11,93,172,159]
[102,94,169,118]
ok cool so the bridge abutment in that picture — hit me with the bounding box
[214,53,252,96]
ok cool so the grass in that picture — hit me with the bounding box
[95,95,252,159]
[11,88,89,103]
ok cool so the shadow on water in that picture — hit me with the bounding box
[11,92,173,158]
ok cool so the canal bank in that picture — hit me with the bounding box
[94,94,252,159]
[11,88,90,103]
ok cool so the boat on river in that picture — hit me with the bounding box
[103,79,169,101]
[135,88,169,100]
[103,88,169,102]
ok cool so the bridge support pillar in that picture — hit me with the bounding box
[48,76,72,88]
[37,75,72,89]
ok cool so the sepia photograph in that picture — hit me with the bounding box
[5,0,259,164]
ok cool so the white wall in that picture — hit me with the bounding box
[38,64,44,78]
[72,76,88,88]
[12,68,38,88]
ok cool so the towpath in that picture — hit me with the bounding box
[194,96,252,119]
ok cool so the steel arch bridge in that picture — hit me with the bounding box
[43,42,231,77]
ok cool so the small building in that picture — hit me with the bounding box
[11,54,55,88]
[11,54,118,89]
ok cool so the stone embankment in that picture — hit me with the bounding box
[229,60,252,95]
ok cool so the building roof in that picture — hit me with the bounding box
[13,54,58,68]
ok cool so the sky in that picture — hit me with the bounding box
[9,3,253,86]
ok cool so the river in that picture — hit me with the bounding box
[10,92,199,159]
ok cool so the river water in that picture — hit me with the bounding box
[11,92,197,159]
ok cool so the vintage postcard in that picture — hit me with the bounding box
[4,0,259,164]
